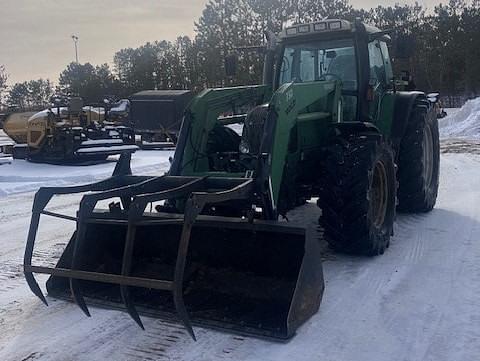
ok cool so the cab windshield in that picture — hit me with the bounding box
[279,38,357,90]
[279,38,357,120]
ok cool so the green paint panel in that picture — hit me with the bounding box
[268,80,340,207]
[176,80,342,212]
[375,91,395,135]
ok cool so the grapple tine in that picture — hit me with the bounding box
[25,272,48,306]
[120,286,144,329]
[70,279,91,317]
[116,178,209,335]
[120,222,144,330]
[173,290,196,341]
[69,222,91,317]
[172,197,201,341]
[24,212,48,306]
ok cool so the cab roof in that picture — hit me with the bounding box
[278,19,385,40]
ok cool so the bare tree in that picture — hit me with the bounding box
[0,65,8,108]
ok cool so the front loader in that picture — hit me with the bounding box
[24,19,440,340]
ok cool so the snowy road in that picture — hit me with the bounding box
[1,101,480,360]
[0,150,479,361]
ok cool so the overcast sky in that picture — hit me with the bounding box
[1,0,439,85]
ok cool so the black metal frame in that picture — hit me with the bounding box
[24,153,255,340]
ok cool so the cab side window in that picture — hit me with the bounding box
[368,40,386,86]
[379,41,394,84]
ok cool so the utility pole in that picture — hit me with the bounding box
[71,35,79,63]
[152,71,158,90]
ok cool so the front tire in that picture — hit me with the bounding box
[318,133,397,256]
[397,102,440,212]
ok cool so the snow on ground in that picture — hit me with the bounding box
[2,151,480,361]
[0,147,173,198]
[440,97,480,139]
[1,100,480,360]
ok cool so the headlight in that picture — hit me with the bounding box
[314,22,327,31]
[298,24,310,33]
[329,21,342,30]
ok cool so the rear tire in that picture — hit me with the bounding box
[318,133,397,256]
[397,102,440,212]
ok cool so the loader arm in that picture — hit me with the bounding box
[267,80,341,211]
[171,85,270,176]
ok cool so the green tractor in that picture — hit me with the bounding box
[24,19,439,341]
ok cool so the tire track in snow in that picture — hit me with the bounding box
[0,241,66,303]
[124,321,189,361]
[215,336,248,359]
[0,261,23,294]
[0,193,36,224]
[379,214,438,345]
[3,152,480,361]
[395,214,430,264]
[0,192,82,225]
[421,221,480,361]
[0,300,24,327]
[378,154,480,361]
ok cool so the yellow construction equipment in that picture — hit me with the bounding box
[3,97,137,162]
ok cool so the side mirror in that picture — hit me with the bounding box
[225,54,238,77]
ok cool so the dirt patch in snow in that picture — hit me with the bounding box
[441,139,480,154]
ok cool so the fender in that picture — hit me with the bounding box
[391,91,428,154]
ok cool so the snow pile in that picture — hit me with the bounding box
[439,97,480,140]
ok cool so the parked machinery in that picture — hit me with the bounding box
[3,97,137,162]
[24,19,439,340]
[129,90,193,149]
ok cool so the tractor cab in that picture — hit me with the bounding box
[272,19,395,127]
[205,19,396,181]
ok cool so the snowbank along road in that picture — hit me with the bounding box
[1,100,480,361]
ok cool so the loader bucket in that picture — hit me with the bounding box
[24,156,324,340]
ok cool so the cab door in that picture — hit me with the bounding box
[368,40,395,135]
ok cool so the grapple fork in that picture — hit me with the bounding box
[24,154,324,341]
